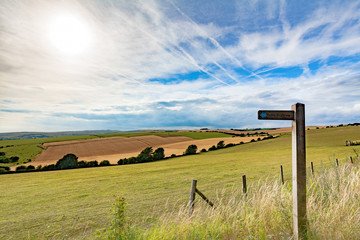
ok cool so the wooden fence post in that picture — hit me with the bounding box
[310,162,314,175]
[195,188,214,207]
[242,175,247,194]
[280,165,284,184]
[350,156,353,164]
[335,158,339,167]
[188,179,197,216]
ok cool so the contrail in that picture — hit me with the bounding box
[109,5,230,86]
[168,0,265,81]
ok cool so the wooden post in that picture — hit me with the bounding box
[310,162,314,175]
[258,103,307,239]
[292,103,307,240]
[350,156,353,164]
[242,175,247,194]
[280,165,284,185]
[188,179,197,216]
[335,158,339,167]
[195,188,214,207]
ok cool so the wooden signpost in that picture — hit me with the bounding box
[258,103,306,240]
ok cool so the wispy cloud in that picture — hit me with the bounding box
[0,0,360,132]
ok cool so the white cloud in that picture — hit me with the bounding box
[1,0,360,131]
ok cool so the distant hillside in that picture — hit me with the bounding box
[0,130,125,140]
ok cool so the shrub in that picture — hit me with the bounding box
[100,160,111,166]
[200,148,207,152]
[250,139,256,142]
[225,143,235,148]
[127,157,137,164]
[153,148,165,160]
[0,157,9,163]
[118,159,125,165]
[86,161,99,167]
[137,147,153,163]
[0,152,5,156]
[0,166,10,171]
[41,164,56,171]
[16,166,27,172]
[217,141,225,149]
[184,144,197,155]
[56,154,78,169]
[10,156,19,162]
[240,141,244,144]
[26,165,35,170]
[0,168,7,174]
[257,138,261,141]
[78,161,87,168]
[208,145,217,151]
[170,154,177,158]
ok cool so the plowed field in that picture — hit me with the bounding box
[31,135,262,165]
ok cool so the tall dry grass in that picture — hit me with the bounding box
[106,162,360,239]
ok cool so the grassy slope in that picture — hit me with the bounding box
[0,131,231,167]
[1,126,359,239]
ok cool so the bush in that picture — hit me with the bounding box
[41,164,57,171]
[225,143,235,148]
[118,159,125,165]
[239,141,244,144]
[0,152,5,156]
[56,154,78,169]
[153,148,165,160]
[184,144,197,155]
[0,168,7,174]
[0,166,10,171]
[100,160,111,166]
[170,154,177,158]
[78,161,87,168]
[86,161,99,167]
[10,156,19,162]
[257,138,261,141]
[0,157,9,163]
[250,139,256,142]
[127,157,137,164]
[137,147,153,163]
[200,148,207,152]
[26,165,35,170]
[16,166,27,172]
[217,141,225,149]
[208,145,217,151]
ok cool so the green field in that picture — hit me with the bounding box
[1,126,359,239]
[0,131,231,167]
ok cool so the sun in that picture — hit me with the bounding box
[48,14,92,55]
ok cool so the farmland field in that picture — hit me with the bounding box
[0,131,232,167]
[1,126,359,239]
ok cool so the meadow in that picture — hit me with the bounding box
[0,126,359,239]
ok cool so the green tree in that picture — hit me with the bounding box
[56,153,78,169]
[137,147,153,162]
[153,147,165,160]
[217,141,225,149]
[184,144,197,155]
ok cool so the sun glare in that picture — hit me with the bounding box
[48,14,92,55]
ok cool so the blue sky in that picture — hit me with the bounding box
[1,0,360,132]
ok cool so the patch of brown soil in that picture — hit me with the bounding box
[31,135,191,166]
